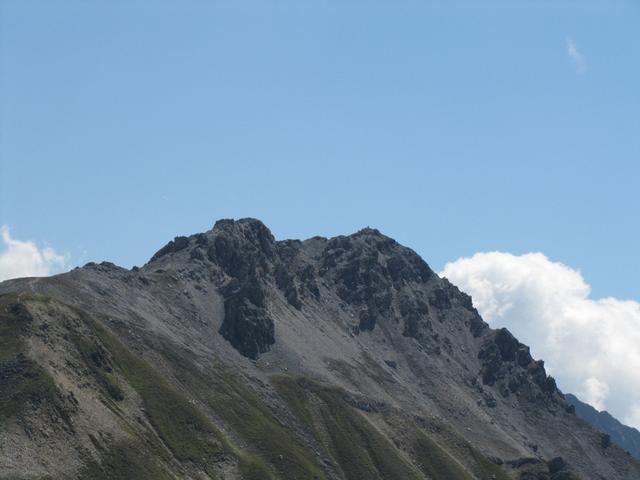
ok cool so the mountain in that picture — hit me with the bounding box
[565,393,640,461]
[1,218,638,480]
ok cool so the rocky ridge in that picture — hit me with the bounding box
[0,218,638,480]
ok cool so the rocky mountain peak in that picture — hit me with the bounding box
[144,220,493,361]
[212,217,277,255]
[2,218,639,480]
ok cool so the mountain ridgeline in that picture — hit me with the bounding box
[1,218,638,480]
[565,394,640,461]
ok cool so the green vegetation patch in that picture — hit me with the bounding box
[0,294,33,361]
[69,333,124,402]
[86,320,228,476]
[0,353,59,424]
[0,295,64,425]
[45,302,279,480]
[273,376,423,480]
[159,345,323,480]
[214,378,324,480]
[413,431,473,480]
[79,441,174,480]
[465,445,512,480]
[273,376,315,429]
[236,453,274,480]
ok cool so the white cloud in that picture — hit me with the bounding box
[566,37,587,74]
[441,252,640,429]
[0,226,68,282]
[583,377,610,411]
[627,407,640,432]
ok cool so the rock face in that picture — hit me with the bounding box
[478,328,557,402]
[318,228,433,333]
[207,219,277,358]
[0,218,638,480]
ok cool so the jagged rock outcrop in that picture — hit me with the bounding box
[0,218,638,480]
[207,219,277,358]
[478,328,558,405]
[318,228,432,332]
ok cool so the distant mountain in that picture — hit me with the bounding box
[1,218,639,479]
[566,393,640,460]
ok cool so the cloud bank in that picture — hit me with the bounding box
[0,226,67,282]
[441,252,640,429]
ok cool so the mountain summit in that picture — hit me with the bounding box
[1,219,638,479]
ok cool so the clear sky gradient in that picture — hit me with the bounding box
[1,0,639,301]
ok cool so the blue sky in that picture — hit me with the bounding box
[2,0,640,425]
[1,0,639,300]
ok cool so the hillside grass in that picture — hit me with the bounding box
[0,294,65,425]
[1,293,515,480]
[465,444,512,480]
[274,376,515,480]
[79,441,175,480]
[274,376,424,480]
[212,385,325,480]
[412,431,474,480]
[158,344,325,480]
[85,319,229,477]
[84,315,282,479]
